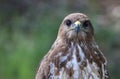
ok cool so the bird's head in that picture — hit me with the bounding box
[58,13,94,42]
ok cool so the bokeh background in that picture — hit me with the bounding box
[0,0,120,79]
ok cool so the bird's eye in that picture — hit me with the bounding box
[65,19,72,26]
[83,20,91,28]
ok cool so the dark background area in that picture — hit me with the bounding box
[0,0,120,79]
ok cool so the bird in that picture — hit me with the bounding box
[35,13,109,79]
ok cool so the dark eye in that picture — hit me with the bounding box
[83,20,91,28]
[65,19,72,26]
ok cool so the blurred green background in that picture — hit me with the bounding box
[0,0,120,79]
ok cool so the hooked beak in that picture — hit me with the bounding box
[73,21,81,33]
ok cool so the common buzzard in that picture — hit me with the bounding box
[35,13,109,79]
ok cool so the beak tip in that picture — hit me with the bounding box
[75,26,80,33]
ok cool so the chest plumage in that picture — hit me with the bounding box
[48,42,101,79]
